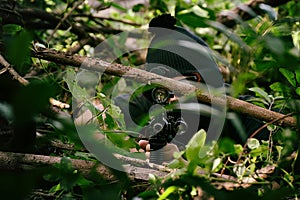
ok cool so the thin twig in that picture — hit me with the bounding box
[46,0,85,43]
[247,112,294,141]
[0,54,29,86]
[237,112,295,163]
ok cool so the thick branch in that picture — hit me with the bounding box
[217,0,292,28]
[0,151,168,181]
[31,47,297,128]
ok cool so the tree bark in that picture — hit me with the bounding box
[31,46,297,128]
[0,151,168,181]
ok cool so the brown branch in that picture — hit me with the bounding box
[0,54,29,86]
[66,37,97,54]
[217,0,293,28]
[0,150,275,191]
[0,151,168,181]
[248,112,294,140]
[31,47,297,128]
[72,13,142,26]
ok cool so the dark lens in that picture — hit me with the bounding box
[152,88,169,104]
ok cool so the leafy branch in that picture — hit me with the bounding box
[31,46,297,129]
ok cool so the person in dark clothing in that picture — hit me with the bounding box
[114,14,269,163]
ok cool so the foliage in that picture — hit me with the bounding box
[0,0,300,199]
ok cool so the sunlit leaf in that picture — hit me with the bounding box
[295,87,300,96]
[234,144,243,154]
[185,129,206,162]
[292,30,300,50]
[192,5,209,18]
[49,183,61,193]
[211,157,222,172]
[247,138,260,150]
[279,68,296,87]
[148,173,156,184]
[233,164,246,178]
[3,24,23,35]
[158,186,177,200]
[248,87,271,104]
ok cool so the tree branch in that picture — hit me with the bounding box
[0,151,168,181]
[0,54,29,86]
[217,0,293,28]
[31,46,297,128]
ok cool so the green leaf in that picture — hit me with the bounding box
[165,0,177,15]
[64,68,91,101]
[149,0,168,13]
[173,151,185,159]
[105,130,136,150]
[233,164,246,178]
[3,24,23,35]
[132,4,144,12]
[234,144,243,155]
[247,138,260,150]
[168,159,180,169]
[248,87,271,103]
[198,145,210,159]
[276,145,283,160]
[295,69,300,83]
[292,30,300,50]
[211,158,222,172]
[49,183,61,193]
[191,5,209,18]
[246,97,269,107]
[279,68,296,87]
[218,138,235,154]
[270,82,291,94]
[231,72,256,97]
[6,29,32,74]
[185,129,206,162]
[77,176,93,186]
[110,2,127,11]
[158,186,177,200]
[295,87,300,96]
[177,13,208,28]
[207,20,249,50]
[148,174,157,185]
[60,157,74,172]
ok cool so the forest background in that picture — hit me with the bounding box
[0,0,300,199]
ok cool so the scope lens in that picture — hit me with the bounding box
[152,88,169,104]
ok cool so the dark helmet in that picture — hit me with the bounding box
[145,14,222,88]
